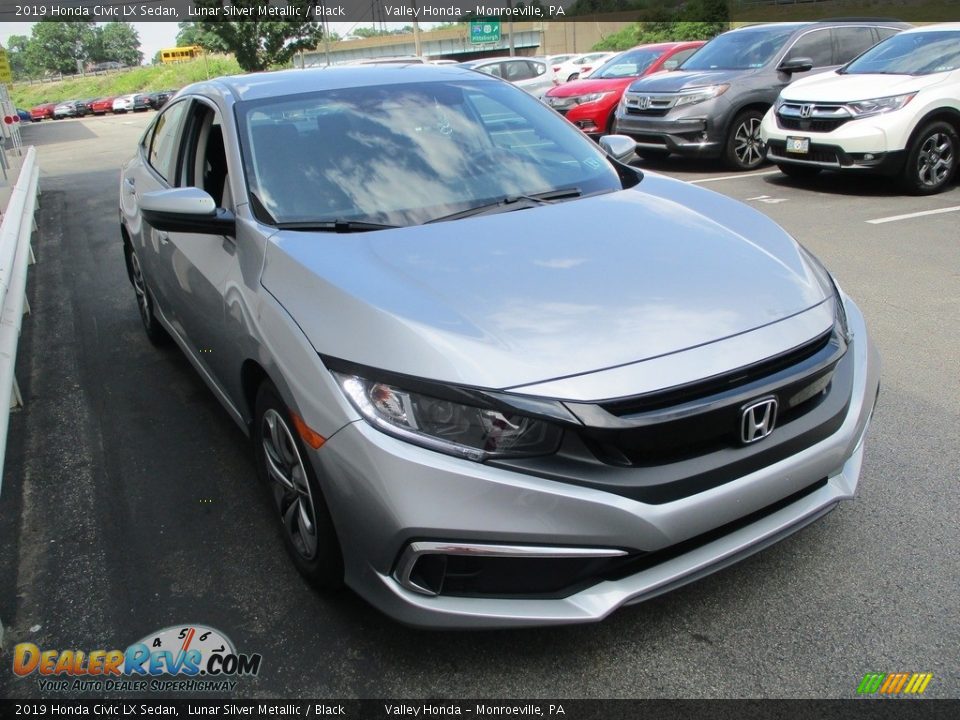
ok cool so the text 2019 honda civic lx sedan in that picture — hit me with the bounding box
[119,65,879,629]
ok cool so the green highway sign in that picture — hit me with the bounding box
[470,20,501,45]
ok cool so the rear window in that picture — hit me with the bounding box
[681,27,798,71]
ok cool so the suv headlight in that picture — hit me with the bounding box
[673,84,729,108]
[570,91,614,106]
[334,373,563,461]
[845,93,915,118]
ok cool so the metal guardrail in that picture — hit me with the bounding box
[0,144,39,497]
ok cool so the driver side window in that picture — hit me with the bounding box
[177,102,232,211]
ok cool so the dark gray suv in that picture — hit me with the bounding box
[613,21,908,169]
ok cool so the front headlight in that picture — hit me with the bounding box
[673,84,729,108]
[845,93,915,118]
[335,373,563,461]
[570,91,614,106]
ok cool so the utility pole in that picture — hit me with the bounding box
[508,1,515,56]
[412,2,422,57]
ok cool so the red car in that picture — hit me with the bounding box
[89,97,116,115]
[30,103,56,121]
[543,41,705,137]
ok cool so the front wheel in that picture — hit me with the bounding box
[777,163,822,179]
[724,110,767,170]
[126,245,169,346]
[567,73,579,82]
[902,121,958,195]
[254,381,344,589]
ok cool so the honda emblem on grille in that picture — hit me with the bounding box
[799,104,813,119]
[740,397,779,444]
[638,96,651,110]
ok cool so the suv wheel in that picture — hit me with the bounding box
[725,110,766,170]
[126,246,169,345]
[254,381,344,589]
[903,121,957,195]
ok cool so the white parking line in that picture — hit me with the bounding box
[866,206,960,224]
[688,170,781,184]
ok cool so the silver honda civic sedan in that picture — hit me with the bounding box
[119,65,880,628]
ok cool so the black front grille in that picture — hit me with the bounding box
[768,140,840,165]
[777,116,850,133]
[492,329,852,505]
[602,330,831,416]
[626,107,669,117]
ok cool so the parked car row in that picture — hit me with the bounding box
[29,90,178,121]
[539,21,960,195]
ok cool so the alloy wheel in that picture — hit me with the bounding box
[261,408,319,561]
[917,132,955,189]
[129,250,152,330]
[734,117,764,168]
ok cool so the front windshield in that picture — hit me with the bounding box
[593,49,661,78]
[843,31,960,75]
[680,27,797,71]
[236,79,621,227]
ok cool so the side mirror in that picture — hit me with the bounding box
[599,134,638,164]
[140,187,235,236]
[778,57,814,75]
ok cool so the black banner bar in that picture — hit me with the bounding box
[1,700,960,720]
[0,0,958,23]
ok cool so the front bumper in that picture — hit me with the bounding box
[313,299,880,629]
[761,110,909,174]
[613,98,731,158]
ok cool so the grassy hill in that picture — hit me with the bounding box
[11,55,243,107]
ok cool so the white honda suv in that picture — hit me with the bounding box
[761,23,960,194]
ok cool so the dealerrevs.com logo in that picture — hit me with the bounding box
[13,624,262,693]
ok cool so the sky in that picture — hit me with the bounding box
[0,21,425,63]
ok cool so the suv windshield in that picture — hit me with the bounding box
[592,49,661,78]
[843,31,960,75]
[237,80,621,227]
[680,26,798,71]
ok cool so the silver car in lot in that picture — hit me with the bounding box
[119,65,879,628]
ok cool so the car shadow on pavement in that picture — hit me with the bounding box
[18,120,99,147]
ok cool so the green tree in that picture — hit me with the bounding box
[96,22,144,67]
[27,20,99,75]
[6,34,34,80]
[191,1,325,72]
[176,21,230,53]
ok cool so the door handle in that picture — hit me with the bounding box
[157,231,169,244]
[124,177,136,194]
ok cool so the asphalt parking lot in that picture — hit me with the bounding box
[0,112,957,699]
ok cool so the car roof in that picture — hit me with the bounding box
[191,64,491,103]
[900,22,960,33]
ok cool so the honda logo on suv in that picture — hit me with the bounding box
[799,104,814,119]
[741,397,779,444]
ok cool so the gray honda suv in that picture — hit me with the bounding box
[614,21,908,169]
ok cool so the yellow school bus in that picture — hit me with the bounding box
[160,46,203,64]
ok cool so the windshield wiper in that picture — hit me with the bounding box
[274,220,400,233]
[425,187,582,224]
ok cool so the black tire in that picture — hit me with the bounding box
[724,109,767,170]
[901,120,958,195]
[253,380,344,589]
[126,245,170,346]
[567,73,579,82]
[777,163,822,179]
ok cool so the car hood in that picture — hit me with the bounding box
[547,77,635,97]
[783,71,945,102]
[627,68,751,93]
[261,174,830,391]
